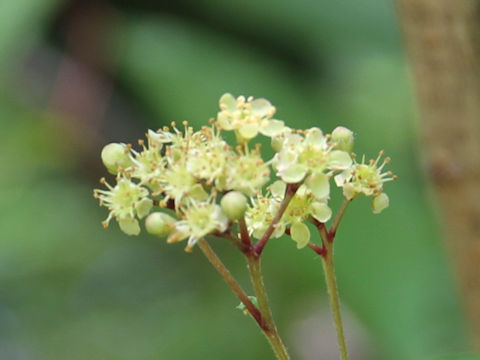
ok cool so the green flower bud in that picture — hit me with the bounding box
[331,126,354,153]
[101,143,132,174]
[145,212,176,237]
[221,191,248,220]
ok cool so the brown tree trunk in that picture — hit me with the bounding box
[395,0,480,349]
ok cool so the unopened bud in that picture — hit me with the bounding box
[331,126,354,153]
[145,212,176,237]
[221,191,248,220]
[101,143,132,174]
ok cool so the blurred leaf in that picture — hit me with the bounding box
[0,0,61,78]
[189,0,400,55]
[114,16,318,131]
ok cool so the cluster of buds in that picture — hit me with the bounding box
[94,93,396,250]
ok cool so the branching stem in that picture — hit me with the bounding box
[197,239,263,327]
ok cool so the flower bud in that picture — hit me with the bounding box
[221,191,248,220]
[145,212,176,237]
[372,192,389,214]
[331,126,354,153]
[101,143,132,174]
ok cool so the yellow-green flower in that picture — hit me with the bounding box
[334,151,396,213]
[168,200,228,251]
[224,150,271,196]
[274,128,351,198]
[93,176,152,235]
[217,93,285,141]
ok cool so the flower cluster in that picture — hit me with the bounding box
[94,93,395,251]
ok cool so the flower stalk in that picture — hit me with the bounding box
[248,255,290,360]
[197,239,263,326]
[320,233,349,360]
[312,199,352,360]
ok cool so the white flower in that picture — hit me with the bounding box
[93,176,152,235]
[168,200,229,251]
[186,126,233,187]
[224,150,271,196]
[334,151,396,213]
[274,128,351,198]
[217,93,285,141]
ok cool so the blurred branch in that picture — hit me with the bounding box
[396,0,480,349]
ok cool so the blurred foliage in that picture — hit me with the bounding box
[0,0,477,359]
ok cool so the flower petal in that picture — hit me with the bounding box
[328,150,352,170]
[291,222,310,249]
[217,112,234,130]
[219,93,237,112]
[342,183,356,200]
[250,98,273,117]
[270,180,286,199]
[279,163,308,183]
[372,192,389,214]
[311,202,332,223]
[189,184,209,201]
[119,218,141,236]
[334,170,352,187]
[135,198,153,219]
[238,123,259,139]
[305,127,325,146]
[259,119,285,137]
[305,173,330,199]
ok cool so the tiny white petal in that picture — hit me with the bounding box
[372,193,389,214]
[250,98,273,117]
[119,218,141,236]
[135,198,153,219]
[238,123,260,139]
[328,150,352,170]
[342,183,356,200]
[270,180,287,199]
[279,164,308,183]
[311,202,332,223]
[219,93,237,112]
[259,119,285,137]
[305,173,330,199]
[305,127,324,146]
[334,170,352,187]
[291,222,310,249]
